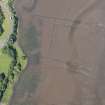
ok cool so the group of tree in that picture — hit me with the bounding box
[0,43,22,100]
[0,6,5,36]
[13,16,18,34]
[8,0,18,35]
[0,0,22,101]
[0,73,8,100]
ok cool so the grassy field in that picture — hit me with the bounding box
[0,1,13,41]
[0,0,28,105]
[14,43,28,69]
[0,50,12,74]
[0,44,27,104]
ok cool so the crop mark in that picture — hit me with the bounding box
[68,0,103,43]
[48,23,56,52]
[22,0,38,12]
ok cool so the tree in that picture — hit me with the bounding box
[13,16,18,34]
[8,34,17,45]
[0,73,5,81]
[17,63,21,71]
[6,45,17,59]
[0,26,4,36]
[22,55,27,60]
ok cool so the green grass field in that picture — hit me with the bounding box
[0,0,27,105]
[0,50,12,74]
[0,43,28,104]
[0,1,13,41]
[14,43,28,69]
